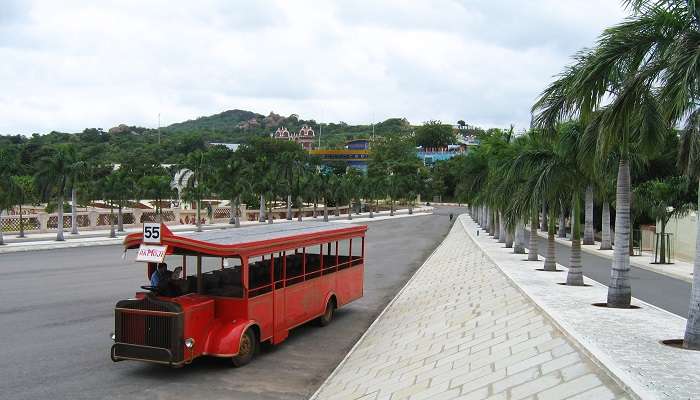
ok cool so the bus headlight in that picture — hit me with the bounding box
[110,332,116,341]
[185,338,195,349]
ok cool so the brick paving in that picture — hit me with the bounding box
[312,218,627,400]
[462,215,700,400]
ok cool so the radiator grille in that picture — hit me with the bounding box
[114,296,184,363]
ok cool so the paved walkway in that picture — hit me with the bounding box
[312,217,627,400]
[0,207,431,253]
[469,216,700,399]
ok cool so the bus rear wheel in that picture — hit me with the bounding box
[232,329,257,367]
[318,299,336,327]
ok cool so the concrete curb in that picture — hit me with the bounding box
[467,216,660,400]
[530,229,693,284]
[308,218,457,399]
[0,208,434,254]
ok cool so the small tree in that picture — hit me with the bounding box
[415,120,456,148]
[634,177,694,264]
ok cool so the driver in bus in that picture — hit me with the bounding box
[150,263,169,287]
[150,263,182,286]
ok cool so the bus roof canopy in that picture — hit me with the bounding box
[124,222,367,257]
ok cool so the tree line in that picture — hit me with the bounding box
[0,133,432,242]
[455,0,700,350]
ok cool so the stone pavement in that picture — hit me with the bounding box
[0,207,431,254]
[532,230,694,284]
[311,216,627,400]
[468,216,700,399]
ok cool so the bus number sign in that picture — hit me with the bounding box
[143,223,161,244]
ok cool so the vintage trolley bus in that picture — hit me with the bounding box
[111,222,367,367]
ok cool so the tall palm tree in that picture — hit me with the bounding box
[35,144,79,242]
[532,24,668,307]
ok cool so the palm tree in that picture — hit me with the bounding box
[68,158,87,235]
[35,144,79,242]
[532,29,668,307]
[583,185,595,245]
[8,176,35,238]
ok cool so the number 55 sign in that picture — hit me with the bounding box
[143,223,162,244]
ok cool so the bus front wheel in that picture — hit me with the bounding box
[232,329,257,367]
[318,299,336,327]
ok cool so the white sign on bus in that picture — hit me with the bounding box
[135,244,167,263]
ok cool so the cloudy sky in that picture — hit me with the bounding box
[0,0,627,135]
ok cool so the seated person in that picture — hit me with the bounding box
[149,264,183,295]
[150,263,170,287]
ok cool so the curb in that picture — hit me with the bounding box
[530,229,693,284]
[0,208,435,254]
[308,216,458,399]
[465,216,657,400]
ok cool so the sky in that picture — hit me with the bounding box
[0,0,627,135]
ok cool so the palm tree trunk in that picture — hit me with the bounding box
[313,201,317,218]
[297,196,303,222]
[234,195,241,228]
[557,211,566,238]
[514,221,525,254]
[683,179,700,349]
[487,208,493,235]
[196,200,202,232]
[109,205,116,238]
[390,199,395,216]
[527,215,539,261]
[505,227,513,248]
[498,213,506,243]
[567,193,584,286]
[0,208,5,245]
[117,204,124,232]
[56,195,65,241]
[493,212,500,240]
[369,197,374,218]
[600,201,612,250]
[347,202,352,220]
[71,187,78,235]
[18,204,25,238]
[540,202,547,231]
[584,185,595,245]
[259,194,266,223]
[607,160,631,308]
[268,195,274,224]
[543,213,557,271]
[229,198,236,225]
[323,199,329,222]
[335,204,340,217]
[286,194,293,220]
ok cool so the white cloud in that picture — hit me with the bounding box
[0,0,626,135]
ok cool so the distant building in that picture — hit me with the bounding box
[417,145,466,166]
[272,125,316,150]
[309,139,370,171]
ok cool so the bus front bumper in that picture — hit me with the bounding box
[111,343,184,367]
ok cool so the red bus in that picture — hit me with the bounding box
[112,222,367,367]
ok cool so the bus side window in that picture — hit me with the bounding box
[323,242,337,273]
[305,245,322,279]
[338,239,351,270]
[274,252,285,289]
[285,249,304,286]
[351,237,363,266]
[248,255,272,297]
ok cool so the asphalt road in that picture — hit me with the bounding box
[521,230,691,317]
[0,206,464,400]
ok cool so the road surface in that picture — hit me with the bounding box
[521,230,691,317]
[0,206,464,400]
